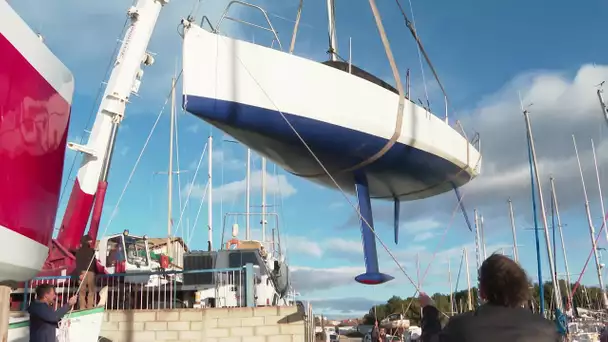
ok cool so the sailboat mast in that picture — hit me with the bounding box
[167,76,175,259]
[473,209,482,306]
[597,86,608,125]
[464,248,473,311]
[480,214,487,259]
[550,177,572,308]
[508,199,519,262]
[246,149,251,240]
[326,0,338,61]
[572,135,608,309]
[591,139,608,243]
[523,108,562,312]
[448,258,454,316]
[207,135,213,251]
[261,157,267,243]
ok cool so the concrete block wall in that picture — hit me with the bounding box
[99,306,307,342]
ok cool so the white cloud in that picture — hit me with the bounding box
[212,149,244,170]
[291,266,363,292]
[285,236,323,258]
[185,169,297,202]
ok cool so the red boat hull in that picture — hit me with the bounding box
[0,1,74,282]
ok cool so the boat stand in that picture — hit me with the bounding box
[0,284,11,342]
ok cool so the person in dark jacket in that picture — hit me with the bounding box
[370,321,380,342]
[420,254,560,342]
[28,283,77,342]
[74,235,97,309]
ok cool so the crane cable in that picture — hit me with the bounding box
[296,0,406,178]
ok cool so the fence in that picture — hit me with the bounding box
[13,265,255,311]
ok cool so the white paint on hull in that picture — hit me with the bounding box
[0,224,49,282]
[0,0,74,104]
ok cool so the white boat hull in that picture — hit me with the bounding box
[8,307,105,342]
[182,24,481,200]
[8,286,108,342]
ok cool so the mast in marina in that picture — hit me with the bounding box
[245,149,251,240]
[207,135,213,251]
[167,76,176,259]
[480,214,487,259]
[448,258,454,316]
[572,135,608,309]
[508,199,519,262]
[464,248,473,311]
[550,177,572,308]
[522,107,562,312]
[473,209,482,306]
[326,0,338,61]
[597,83,608,126]
[591,139,607,244]
[261,157,267,244]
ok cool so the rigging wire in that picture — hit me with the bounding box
[402,190,470,314]
[188,160,210,246]
[394,0,449,113]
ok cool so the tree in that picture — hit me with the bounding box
[363,282,605,324]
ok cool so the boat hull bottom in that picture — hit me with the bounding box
[185,95,473,200]
[0,226,49,283]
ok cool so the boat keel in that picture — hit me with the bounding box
[354,172,394,285]
[394,197,400,244]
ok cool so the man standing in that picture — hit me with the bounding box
[370,321,380,342]
[74,235,97,309]
[28,284,77,342]
[420,254,559,342]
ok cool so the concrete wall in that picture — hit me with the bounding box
[99,306,307,342]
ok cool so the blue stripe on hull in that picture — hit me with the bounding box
[184,95,471,200]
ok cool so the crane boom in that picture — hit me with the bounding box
[44,0,168,273]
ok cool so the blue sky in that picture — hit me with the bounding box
[11,0,608,317]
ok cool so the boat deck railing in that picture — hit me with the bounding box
[214,0,282,50]
[12,265,258,311]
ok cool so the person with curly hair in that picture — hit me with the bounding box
[420,254,559,342]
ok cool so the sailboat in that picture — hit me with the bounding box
[181,0,482,284]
